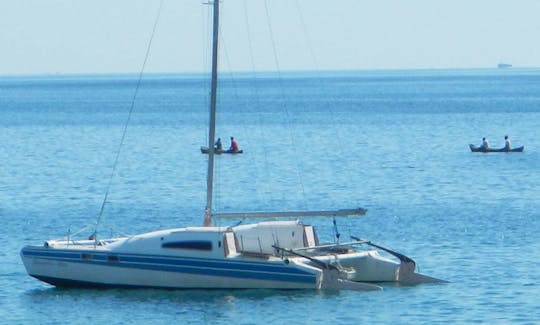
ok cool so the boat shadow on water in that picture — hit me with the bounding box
[24,286,345,303]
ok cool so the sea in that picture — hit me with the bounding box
[1,68,540,324]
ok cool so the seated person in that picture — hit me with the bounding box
[215,138,222,150]
[228,136,239,153]
[480,137,489,151]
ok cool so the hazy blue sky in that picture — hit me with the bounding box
[1,0,539,75]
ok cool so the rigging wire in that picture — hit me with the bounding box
[212,2,239,218]
[293,0,360,217]
[215,2,265,217]
[209,17,244,220]
[201,1,212,147]
[92,0,165,238]
[293,0,347,157]
[201,1,216,216]
[218,5,240,97]
[262,0,308,210]
[241,0,274,207]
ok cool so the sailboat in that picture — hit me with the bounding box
[20,1,444,290]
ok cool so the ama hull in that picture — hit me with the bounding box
[469,144,524,152]
[314,251,399,282]
[312,250,445,284]
[20,246,319,290]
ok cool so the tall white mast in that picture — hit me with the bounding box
[204,0,220,227]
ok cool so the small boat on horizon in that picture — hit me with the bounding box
[200,146,243,154]
[497,63,512,69]
[469,144,524,153]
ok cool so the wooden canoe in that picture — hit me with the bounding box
[201,147,243,154]
[469,144,524,153]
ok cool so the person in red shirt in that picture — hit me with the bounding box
[229,136,239,153]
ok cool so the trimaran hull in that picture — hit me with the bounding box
[21,247,439,290]
[21,221,443,291]
[22,248,438,290]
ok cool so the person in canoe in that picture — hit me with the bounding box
[228,136,239,153]
[504,135,511,151]
[480,137,489,151]
[215,138,222,151]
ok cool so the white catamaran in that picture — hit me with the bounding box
[21,1,444,291]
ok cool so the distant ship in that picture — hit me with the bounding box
[497,63,512,69]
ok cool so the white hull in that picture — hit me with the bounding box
[21,251,319,289]
[21,221,442,290]
[20,225,322,289]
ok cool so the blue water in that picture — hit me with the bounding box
[2,69,540,324]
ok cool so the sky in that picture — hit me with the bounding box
[1,0,540,75]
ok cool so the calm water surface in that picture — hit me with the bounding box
[1,69,540,324]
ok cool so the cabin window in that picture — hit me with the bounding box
[107,255,119,262]
[162,241,213,251]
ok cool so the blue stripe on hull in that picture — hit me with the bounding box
[22,247,318,285]
[22,248,309,274]
[31,275,311,290]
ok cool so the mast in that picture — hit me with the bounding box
[204,0,220,227]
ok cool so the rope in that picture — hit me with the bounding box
[93,0,165,237]
[293,1,356,210]
[201,1,212,147]
[294,0,346,156]
[263,0,308,209]
[242,0,274,206]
